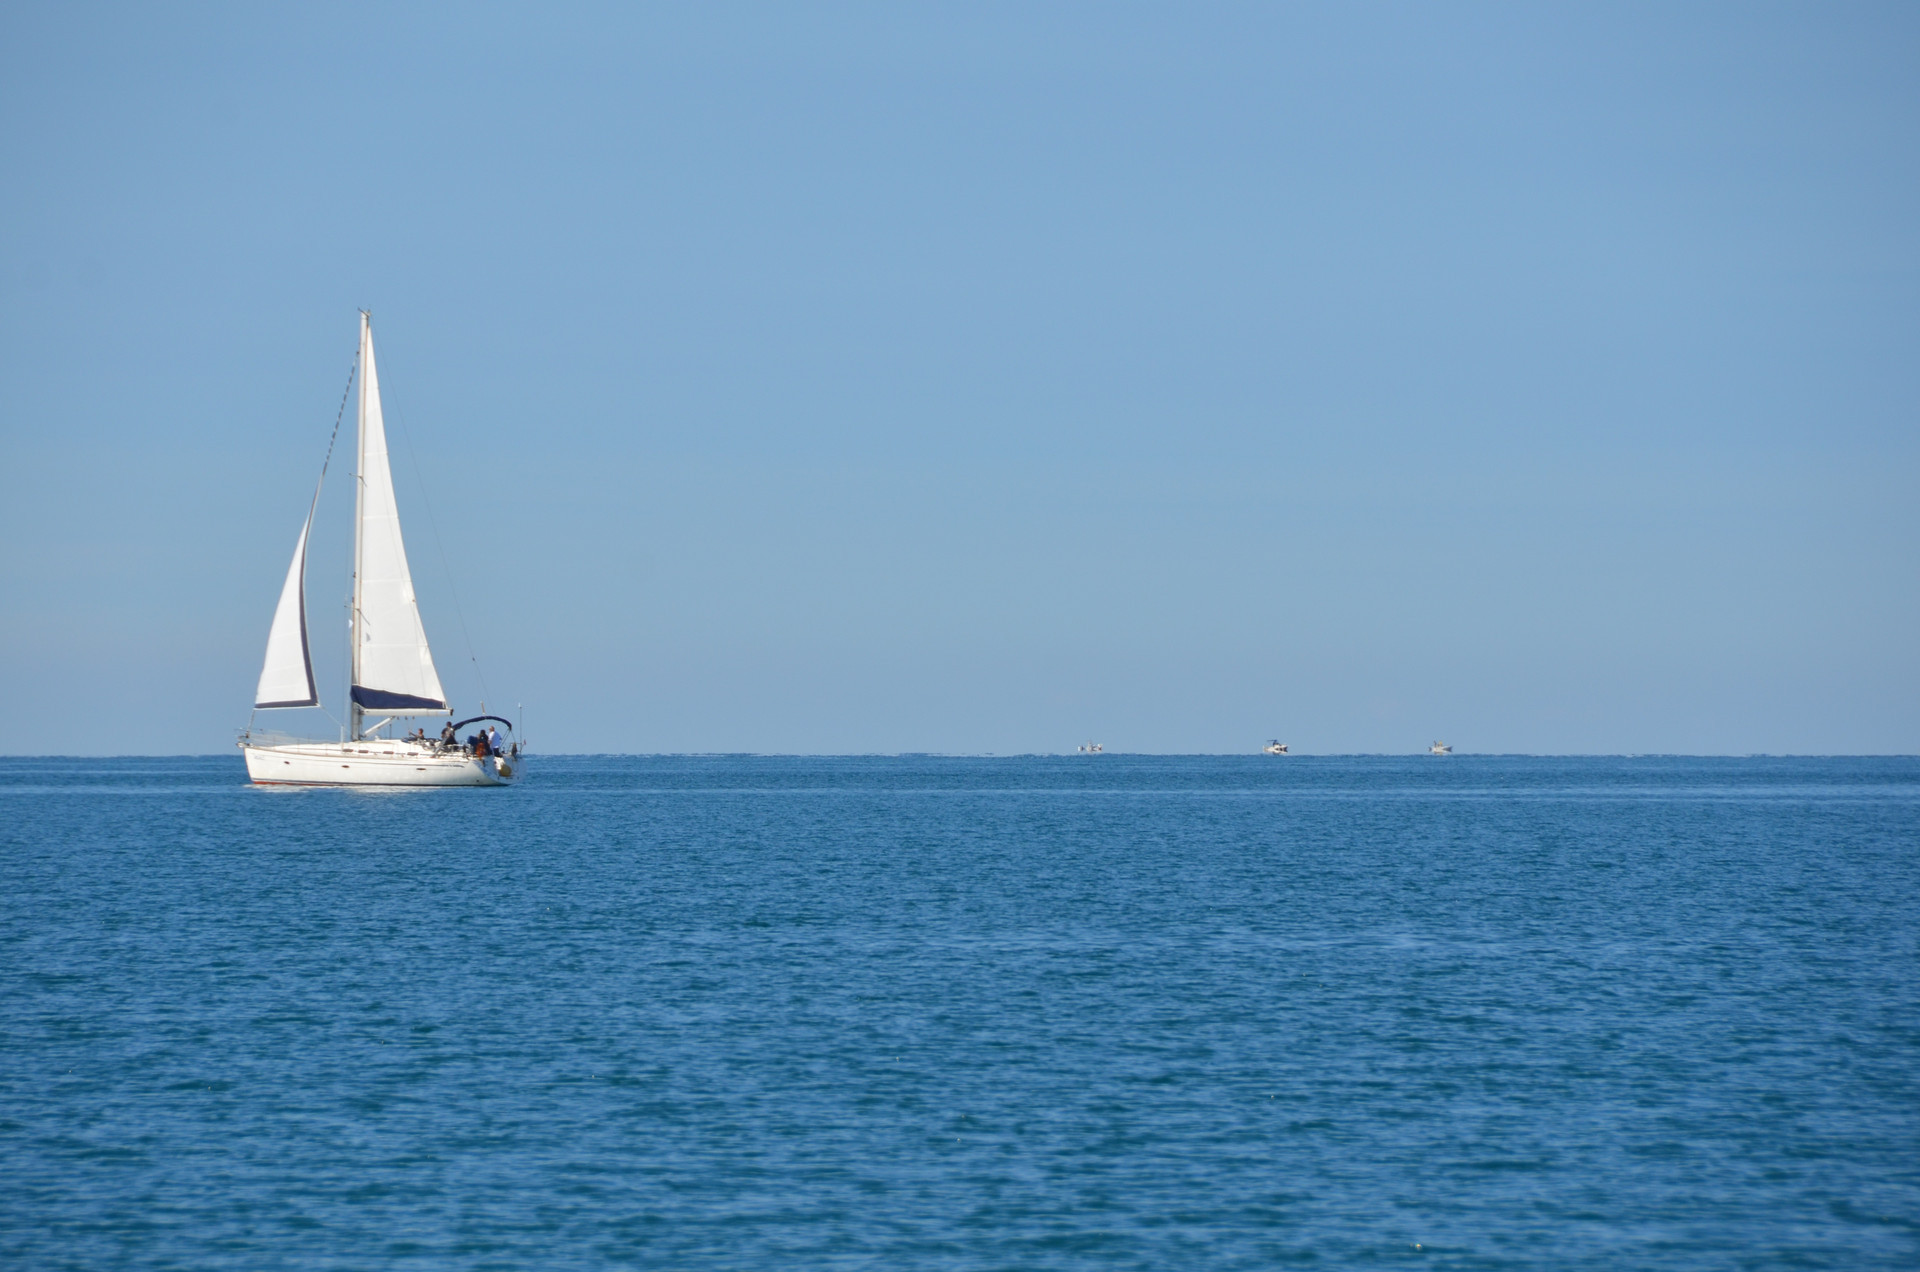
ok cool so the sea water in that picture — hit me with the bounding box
[2,754,1916,1269]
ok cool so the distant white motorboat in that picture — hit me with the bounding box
[1264,740,1289,754]
[1077,741,1104,754]
[1429,740,1452,755]
[238,313,520,787]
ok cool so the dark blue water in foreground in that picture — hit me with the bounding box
[2,755,1917,1269]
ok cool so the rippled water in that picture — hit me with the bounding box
[2,755,1917,1269]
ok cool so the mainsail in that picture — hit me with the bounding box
[253,508,318,708]
[350,314,448,715]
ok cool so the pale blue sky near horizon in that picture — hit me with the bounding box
[2,3,1915,755]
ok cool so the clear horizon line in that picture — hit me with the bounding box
[3,751,1917,761]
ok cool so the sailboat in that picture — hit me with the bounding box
[239,313,519,787]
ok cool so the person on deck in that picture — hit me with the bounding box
[487,726,502,755]
[473,731,489,758]
[440,721,457,749]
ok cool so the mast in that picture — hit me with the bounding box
[350,310,369,741]
[339,309,448,731]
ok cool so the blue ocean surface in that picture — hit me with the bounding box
[2,754,1917,1269]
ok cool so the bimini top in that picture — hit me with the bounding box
[449,715,514,733]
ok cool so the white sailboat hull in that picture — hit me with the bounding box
[242,740,519,787]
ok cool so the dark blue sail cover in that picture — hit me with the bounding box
[351,686,447,712]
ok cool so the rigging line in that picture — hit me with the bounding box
[318,350,356,487]
[300,349,357,724]
[382,377,493,711]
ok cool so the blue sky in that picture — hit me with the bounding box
[2,3,1915,754]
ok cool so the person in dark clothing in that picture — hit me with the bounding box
[440,721,457,750]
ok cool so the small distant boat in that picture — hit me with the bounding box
[1077,741,1104,754]
[1264,740,1289,754]
[238,313,520,787]
[1429,740,1452,755]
